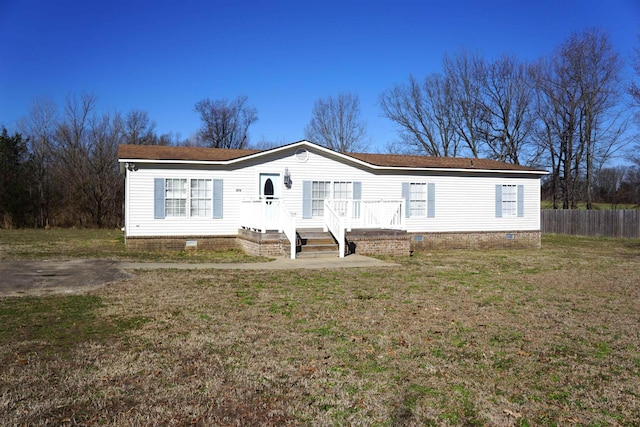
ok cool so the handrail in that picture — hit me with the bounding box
[276,201,297,259]
[323,200,345,258]
[240,199,297,259]
[326,199,404,229]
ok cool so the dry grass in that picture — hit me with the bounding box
[0,228,268,262]
[1,234,639,425]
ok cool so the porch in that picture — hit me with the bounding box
[239,199,408,259]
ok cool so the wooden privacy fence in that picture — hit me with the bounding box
[541,209,640,238]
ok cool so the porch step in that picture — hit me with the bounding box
[295,250,339,259]
[285,229,340,258]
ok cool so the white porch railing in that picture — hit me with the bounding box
[323,200,345,258]
[277,201,297,260]
[240,199,404,259]
[240,199,297,259]
[327,199,404,230]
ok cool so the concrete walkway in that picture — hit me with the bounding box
[120,254,400,270]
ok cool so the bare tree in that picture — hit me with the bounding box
[86,112,124,227]
[594,166,627,206]
[629,33,640,166]
[52,93,96,225]
[533,29,626,209]
[52,93,122,226]
[576,30,626,208]
[194,95,258,149]
[380,74,460,156]
[304,93,367,153]
[477,54,536,165]
[381,51,536,162]
[19,96,58,227]
[629,33,640,112]
[443,50,485,158]
[122,110,157,145]
[624,166,640,206]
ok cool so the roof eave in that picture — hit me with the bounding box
[118,140,548,175]
[118,158,232,166]
[118,158,547,175]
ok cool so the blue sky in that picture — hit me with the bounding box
[1,0,639,152]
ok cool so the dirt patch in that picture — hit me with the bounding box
[0,260,132,297]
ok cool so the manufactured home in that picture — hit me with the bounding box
[118,140,547,258]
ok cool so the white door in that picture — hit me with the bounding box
[259,173,280,200]
[259,173,280,228]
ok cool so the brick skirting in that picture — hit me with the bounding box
[346,229,411,256]
[236,228,287,257]
[125,229,541,255]
[409,230,541,250]
[125,235,239,251]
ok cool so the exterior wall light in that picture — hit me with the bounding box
[284,168,292,189]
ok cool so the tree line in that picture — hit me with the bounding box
[2,28,640,229]
[379,29,638,209]
[0,93,167,229]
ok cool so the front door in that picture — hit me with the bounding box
[259,173,280,228]
[259,173,280,201]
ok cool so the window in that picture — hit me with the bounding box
[333,181,353,200]
[333,181,356,217]
[190,179,212,217]
[312,181,330,216]
[154,178,223,219]
[302,180,361,219]
[496,184,523,218]
[165,178,187,217]
[402,182,435,219]
[501,185,517,217]
[409,182,427,217]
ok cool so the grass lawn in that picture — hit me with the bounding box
[1,231,639,425]
[0,228,268,263]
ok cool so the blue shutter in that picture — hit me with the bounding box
[154,178,165,219]
[517,185,524,217]
[213,179,223,219]
[402,182,410,218]
[302,181,312,219]
[353,181,362,200]
[427,183,435,218]
[495,184,503,218]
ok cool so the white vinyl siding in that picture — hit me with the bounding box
[123,143,542,238]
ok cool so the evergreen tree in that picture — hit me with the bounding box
[0,127,34,227]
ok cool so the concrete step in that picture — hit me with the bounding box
[295,251,339,259]
[284,243,339,253]
[282,228,340,258]
[299,243,338,252]
[297,229,333,238]
[300,237,335,245]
